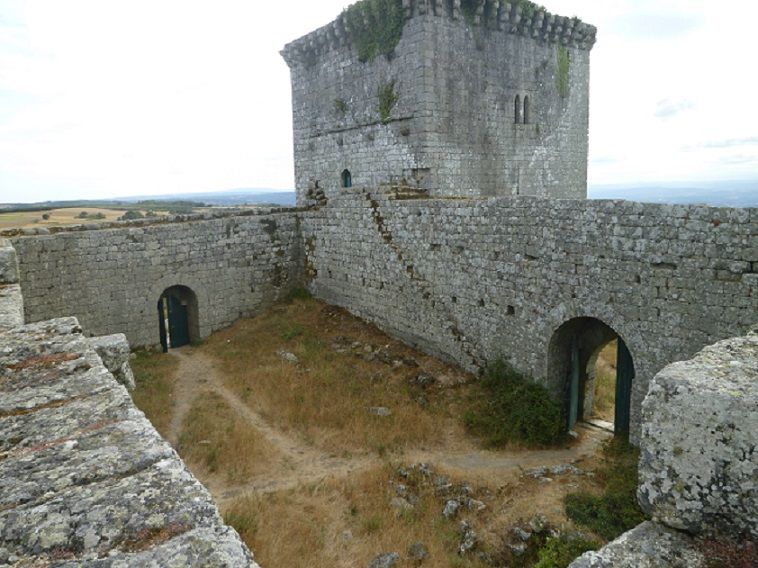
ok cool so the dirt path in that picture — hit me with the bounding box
[168,348,380,503]
[167,348,609,505]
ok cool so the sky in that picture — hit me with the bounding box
[1,0,757,203]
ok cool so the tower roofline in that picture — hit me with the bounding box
[281,0,597,67]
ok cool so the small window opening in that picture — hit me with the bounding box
[523,95,530,124]
[514,95,521,124]
[341,169,352,188]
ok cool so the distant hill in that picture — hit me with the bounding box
[114,189,296,207]
[588,179,758,208]
[0,189,297,212]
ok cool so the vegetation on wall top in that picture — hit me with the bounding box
[344,0,405,62]
[556,44,571,98]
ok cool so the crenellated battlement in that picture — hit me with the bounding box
[281,0,596,67]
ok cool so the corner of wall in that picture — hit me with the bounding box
[0,238,24,330]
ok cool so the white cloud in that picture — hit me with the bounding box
[1,0,757,201]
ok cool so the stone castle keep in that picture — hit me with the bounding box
[282,0,595,204]
[0,0,755,565]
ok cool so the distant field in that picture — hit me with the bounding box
[0,207,168,230]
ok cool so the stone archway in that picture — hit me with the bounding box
[547,317,635,437]
[158,285,199,352]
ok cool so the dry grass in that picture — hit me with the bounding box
[224,464,495,568]
[178,391,280,484]
[199,298,472,455]
[591,341,617,423]
[0,208,127,229]
[129,350,179,438]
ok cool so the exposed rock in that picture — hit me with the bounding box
[512,527,532,542]
[529,514,548,534]
[568,521,704,568]
[390,497,414,514]
[277,349,299,364]
[369,406,391,417]
[442,499,460,519]
[465,498,486,512]
[368,552,400,568]
[637,331,758,538]
[508,542,527,556]
[408,542,428,563]
[458,521,477,555]
[411,373,435,388]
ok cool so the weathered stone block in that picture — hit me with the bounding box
[568,521,704,568]
[0,238,19,284]
[89,333,136,390]
[637,331,758,538]
[0,284,24,330]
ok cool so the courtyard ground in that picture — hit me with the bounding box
[131,296,623,567]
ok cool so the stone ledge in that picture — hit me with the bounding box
[0,318,258,567]
[568,521,704,568]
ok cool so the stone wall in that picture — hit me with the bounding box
[301,188,757,441]
[282,0,594,204]
[0,316,258,566]
[0,239,24,330]
[10,211,303,348]
[570,329,757,567]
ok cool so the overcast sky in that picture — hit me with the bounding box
[1,0,757,203]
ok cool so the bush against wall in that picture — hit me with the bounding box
[464,359,565,447]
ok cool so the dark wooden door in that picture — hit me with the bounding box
[167,294,190,348]
[615,338,634,436]
[568,336,580,430]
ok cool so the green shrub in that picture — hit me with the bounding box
[378,81,399,123]
[344,0,405,63]
[534,535,599,568]
[283,287,312,303]
[334,98,348,115]
[119,209,144,221]
[564,439,647,541]
[464,359,565,447]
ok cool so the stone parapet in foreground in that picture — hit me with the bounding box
[571,329,757,566]
[0,317,258,567]
[638,330,757,538]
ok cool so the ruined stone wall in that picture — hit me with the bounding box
[283,0,594,204]
[0,239,24,330]
[0,316,258,566]
[11,211,303,348]
[301,189,757,441]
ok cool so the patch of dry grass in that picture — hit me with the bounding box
[178,392,279,484]
[592,341,617,422]
[200,298,472,455]
[223,464,493,568]
[130,350,179,438]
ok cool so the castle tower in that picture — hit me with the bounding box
[282,0,596,206]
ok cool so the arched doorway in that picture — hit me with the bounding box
[341,169,352,188]
[158,286,199,352]
[547,317,635,437]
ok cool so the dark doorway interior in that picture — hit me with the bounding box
[158,285,198,352]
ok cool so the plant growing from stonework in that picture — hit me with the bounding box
[344,0,405,63]
[556,44,571,98]
[377,81,399,123]
[334,97,348,115]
